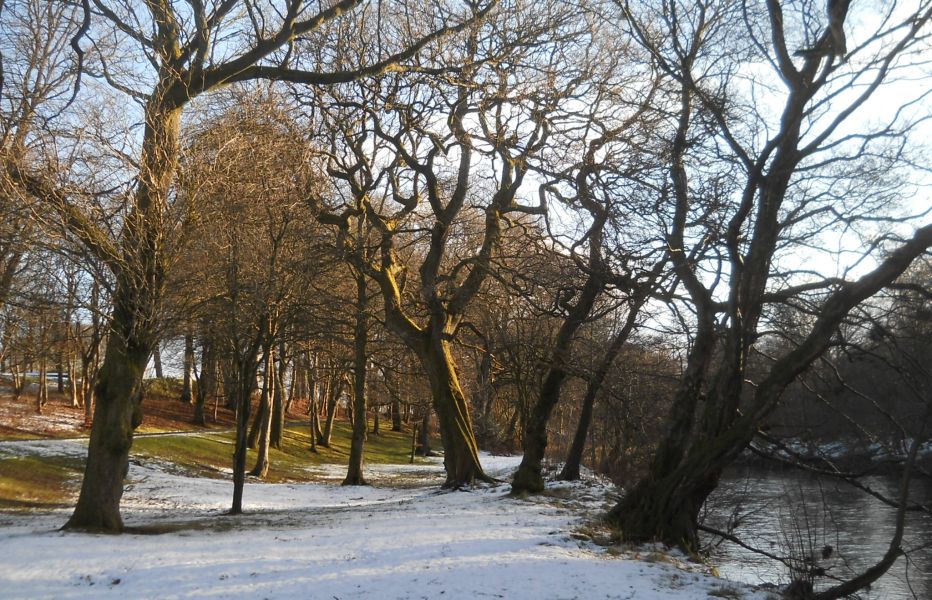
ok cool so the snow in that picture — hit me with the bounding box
[0,442,769,599]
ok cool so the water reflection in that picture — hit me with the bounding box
[703,466,932,599]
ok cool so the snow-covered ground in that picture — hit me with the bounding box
[0,441,771,599]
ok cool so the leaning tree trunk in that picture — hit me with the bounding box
[609,224,932,547]
[250,346,274,479]
[343,275,369,486]
[418,328,490,487]
[560,302,642,481]
[320,376,340,448]
[606,411,748,549]
[511,274,603,494]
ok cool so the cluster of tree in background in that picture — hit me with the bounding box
[1,1,930,597]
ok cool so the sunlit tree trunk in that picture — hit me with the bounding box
[181,333,194,403]
[250,345,274,479]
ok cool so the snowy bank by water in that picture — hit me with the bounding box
[0,445,770,599]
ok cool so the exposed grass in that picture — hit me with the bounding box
[133,420,421,483]
[0,453,84,509]
[0,419,428,511]
[0,427,45,441]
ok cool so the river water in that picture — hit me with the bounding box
[703,466,932,599]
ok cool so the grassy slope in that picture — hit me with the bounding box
[0,420,422,510]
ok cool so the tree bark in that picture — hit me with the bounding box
[391,397,402,432]
[343,275,369,486]
[418,329,490,487]
[64,297,153,531]
[249,346,274,478]
[181,333,194,403]
[193,337,215,426]
[270,343,285,449]
[511,273,603,494]
[560,304,641,481]
[152,343,163,379]
[63,96,182,532]
[320,374,340,447]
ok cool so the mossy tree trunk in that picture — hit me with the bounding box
[418,325,489,487]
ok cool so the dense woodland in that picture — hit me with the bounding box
[1,1,931,598]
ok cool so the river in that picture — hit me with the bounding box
[704,466,932,599]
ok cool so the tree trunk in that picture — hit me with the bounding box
[372,404,380,435]
[606,427,738,549]
[560,304,641,481]
[231,354,260,514]
[511,274,603,494]
[68,358,80,408]
[270,345,285,449]
[343,275,368,486]
[181,333,194,403]
[81,359,95,428]
[473,346,494,443]
[247,369,267,449]
[417,409,432,456]
[63,96,182,532]
[308,375,319,454]
[320,375,340,447]
[152,343,163,379]
[193,337,215,426]
[418,329,490,487]
[249,346,274,478]
[11,365,24,400]
[64,299,153,531]
[36,359,48,414]
[56,356,64,394]
[391,397,402,432]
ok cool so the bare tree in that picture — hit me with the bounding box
[3,0,494,532]
[606,0,932,560]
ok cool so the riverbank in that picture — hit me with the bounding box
[0,443,772,600]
